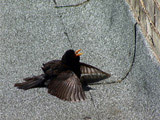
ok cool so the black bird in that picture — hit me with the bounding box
[15,49,111,102]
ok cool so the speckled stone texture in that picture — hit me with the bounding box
[1,0,160,120]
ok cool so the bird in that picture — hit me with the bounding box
[14,49,111,102]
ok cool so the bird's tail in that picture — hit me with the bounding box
[14,74,46,90]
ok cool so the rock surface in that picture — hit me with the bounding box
[1,0,160,120]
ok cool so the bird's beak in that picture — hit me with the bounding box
[75,49,83,56]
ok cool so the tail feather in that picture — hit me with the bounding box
[15,74,45,90]
[23,75,45,81]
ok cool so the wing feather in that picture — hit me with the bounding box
[80,62,111,84]
[48,71,86,101]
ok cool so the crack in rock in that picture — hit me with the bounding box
[89,91,96,108]
[91,22,138,85]
[55,10,73,48]
[54,0,90,8]
[64,32,73,48]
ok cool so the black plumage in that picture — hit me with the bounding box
[15,49,111,101]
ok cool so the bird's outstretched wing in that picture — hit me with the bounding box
[48,70,86,101]
[80,62,111,84]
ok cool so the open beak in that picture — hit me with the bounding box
[75,49,83,56]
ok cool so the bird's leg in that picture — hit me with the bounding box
[54,0,90,8]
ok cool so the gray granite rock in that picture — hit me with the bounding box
[0,0,160,120]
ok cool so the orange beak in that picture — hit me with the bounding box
[75,49,83,56]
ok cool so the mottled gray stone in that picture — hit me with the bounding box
[0,0,160,120]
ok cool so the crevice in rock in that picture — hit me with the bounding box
[89,91,96,108]
[118,22,137,82]
[54,0,90,8]
[55,10,73,48]
[53,0,57,5]
[64,32,73,48]
[91,22,138,85]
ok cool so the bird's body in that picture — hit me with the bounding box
[15,49,111,101]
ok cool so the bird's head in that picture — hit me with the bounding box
[62,49,83,66]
